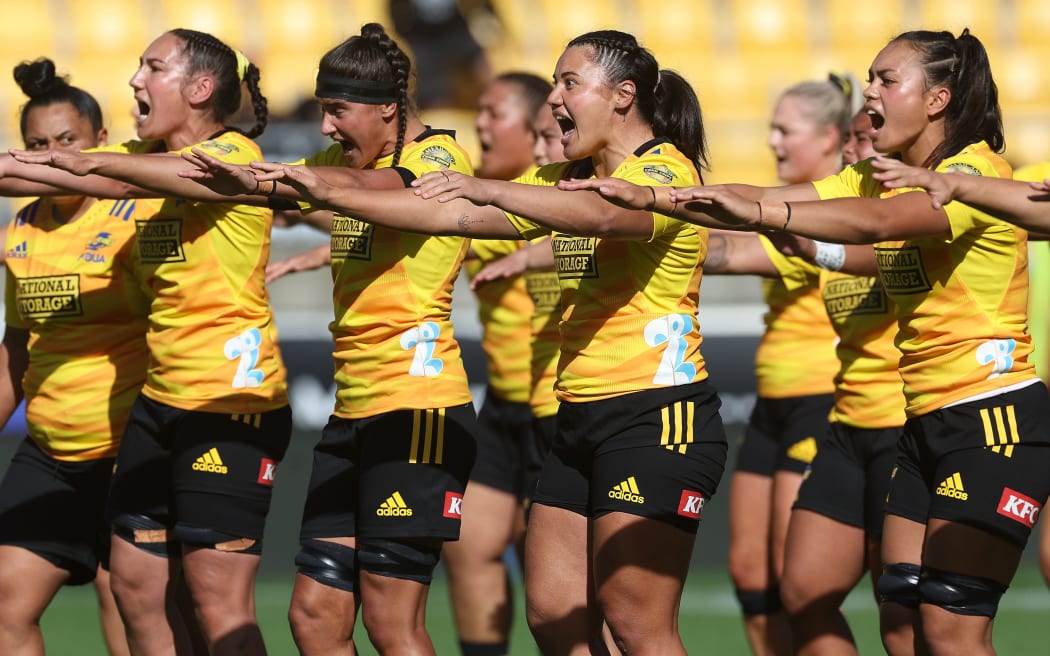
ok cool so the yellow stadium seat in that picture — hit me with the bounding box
[629,0,716,69]
[1015,0,1050,48]
[824,0,906,62]
[158,0,245,49]
[0,2,57,60]
[68,0,152,58]
[252,0,348,117]
[918,0,1000,44]
[729,0,813,54]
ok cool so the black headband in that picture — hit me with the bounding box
[315,73,400,104]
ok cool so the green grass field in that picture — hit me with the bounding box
[40,563,1050,654]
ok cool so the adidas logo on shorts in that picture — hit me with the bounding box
[786,437,818,464]
[192,447,228,474]
[609,476,645,504]
[377,491,414,517]
[935,472,968,501]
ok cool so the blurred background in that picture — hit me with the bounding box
[1,1,1049,651]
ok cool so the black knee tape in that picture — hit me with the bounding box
[175,525,263,555]
[357,538,441,584]
[294,539,358,593]
[735,586,783,615]
[877,562,922,609]
[112,513,179,558]
[918,566,1008,617]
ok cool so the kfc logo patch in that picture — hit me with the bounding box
[257,458,277,486]
[678,490,706,519]
[444,491,464,519]
[997,488,1041,528]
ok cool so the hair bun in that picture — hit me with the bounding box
[13,57,68,99]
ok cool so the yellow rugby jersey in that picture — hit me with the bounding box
[1015,163,1050,381]
[4,196,156,460]
[813,142,1035,417]
[754,236,839,398]
[466,238,533,403]
[524,253,561,418]
[305,129,473,418]
[765,249,906,428]
[504,139,706,402]
[105,135,289,413]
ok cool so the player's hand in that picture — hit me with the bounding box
[178,147,262,196]
[265,245,330,284]
[412,170,494,204]
[9,148,96,175]
[556,177,654,211]
[871,155,954,209]
[670,185,764,228]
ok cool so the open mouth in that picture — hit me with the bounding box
[135,99,150,121]
[555,114,576,142]
[866,109,885,132]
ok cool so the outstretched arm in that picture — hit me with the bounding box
[470,238,554,290]
[703,230,778,276]
[763,232,879,276]
[413,171,660,240]
[266,244,331,284]
[873,155,1050,232]
[249,161,520,239]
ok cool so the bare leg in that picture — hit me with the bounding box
[109,535,182,656]
[0,546,67,656]
[94,566,131,656]
[879,515,928,656]
[525,504,606,655]
[180,545,266,655]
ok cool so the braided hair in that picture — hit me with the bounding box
[13,58,103,139]
[567,30,709,181]
[169,28,268,138]
[319,23,414,165]
[891,28,1003,168]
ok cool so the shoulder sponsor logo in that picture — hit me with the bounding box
[642,164,675,185]
[944,162,982,176]
[16,274,82,319]
[377,491,414,517]
[136,218,186,263]
[998,488,1040,528]
[193,447,228,474]
[874,246,931,294]
[421,145,455,169]
[935,472,967,500]
[257,458,277,486]
[6,240,27,259]
[197,140,237,157]
[678,490,706,519]
[443,491,464,518]
[609,476,645,504]
[786,436,818,465]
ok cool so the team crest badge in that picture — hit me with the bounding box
[421,145,455,170]
[643,164,675,185]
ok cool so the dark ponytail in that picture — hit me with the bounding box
[891,28,1003,168]
[13,58,103,139]
[318,23,414,165]
[169,28,269,138]
[567,30,709,181]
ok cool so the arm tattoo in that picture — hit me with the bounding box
[704,233,730,272]
[457,213,482,233]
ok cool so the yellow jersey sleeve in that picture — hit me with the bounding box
[112,135,289,413]
[4,196,155,460]
[328,129,474,417]
[500,140,707,402]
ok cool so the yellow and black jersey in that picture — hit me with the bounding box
[307,129,474,418]
[4,195,157,460]
[814,141,1035,417]
[102,134,289,414]
[765,249,906,429]
[506,139,706,403]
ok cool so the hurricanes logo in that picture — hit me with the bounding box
[935,472,968,500]
[86,232,113,251]
[421,145,454,169]
[642,164,674,185]
[786,437,818,464]
[193,448,228,474]
[377,491,414,517]
[945,162,982,176]
[609,476,645,504]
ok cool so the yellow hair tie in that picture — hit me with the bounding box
[233,49,250,82]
